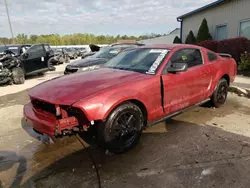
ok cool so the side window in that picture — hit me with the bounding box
[170,49,203,68]
[207,52,218,62]
[27,45,44,56]
[44,44,51,52]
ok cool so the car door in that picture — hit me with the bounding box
[21,44,45,74]
[43,44,54,68]
[161,48,206,114]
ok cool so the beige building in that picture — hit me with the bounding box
[177,0,250,42]
[138,28,180,45]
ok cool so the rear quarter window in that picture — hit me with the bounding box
[207,52,218,62]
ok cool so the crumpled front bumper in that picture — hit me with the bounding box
[24,102,79,143]
[24,102,57,137]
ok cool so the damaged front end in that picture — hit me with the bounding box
[24,97,92,144]
[0,63,12,84]
[0,51,21,84]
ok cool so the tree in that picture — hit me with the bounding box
[0,32,166,45]
[173,36,182,44]
[0,37,11,44]
[15,34,28,44]
[185,31,197,44]
[29,35,38,43]
[197,18,212,43]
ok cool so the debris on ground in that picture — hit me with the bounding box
[241,141,250,147]
[229,86,250,98]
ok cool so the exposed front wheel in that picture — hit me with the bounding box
[210,78,228,108]
[12,67,25,84]
[97,102,144,154]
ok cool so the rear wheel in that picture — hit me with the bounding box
[12,67,25,84]
[97,102,144,154]
[47,57,56,71]
[210,78,228,108]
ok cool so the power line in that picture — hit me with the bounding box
[4,0,14,43]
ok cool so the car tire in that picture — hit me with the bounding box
[47,57,56,71]
[12,67,25,84]
[210,78,228,108]
[97,102,144,154]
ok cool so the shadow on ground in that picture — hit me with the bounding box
[19,118,250,188]
[0,151,27,188]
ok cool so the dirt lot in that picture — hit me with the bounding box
[0,65,250,188]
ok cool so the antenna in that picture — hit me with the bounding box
[4,0,14,43]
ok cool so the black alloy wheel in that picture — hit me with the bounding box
[97,102,144,154]
[211,78,228,108]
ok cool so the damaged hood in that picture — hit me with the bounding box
[28,68,147,105]
[67,57,108,68]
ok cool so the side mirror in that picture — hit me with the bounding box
[167,63,188,73]
[23,53,29,59]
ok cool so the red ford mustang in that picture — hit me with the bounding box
[24,44,237,154]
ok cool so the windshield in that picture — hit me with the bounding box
[8,46,19,55]
[0,46,7,53]
[104,48,169,74]
[91,46,121,59]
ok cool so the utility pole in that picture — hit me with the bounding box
[4,0,15,43]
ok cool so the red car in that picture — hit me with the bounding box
[24,44,237,154]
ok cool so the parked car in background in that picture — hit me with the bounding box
[0,43,54,85]
[20,43,56,73]
[24,44,237,154]
[64,48,78,59]
[64,42,144,74]
[81,44,101,59]
[51,48,70,64]
[72,47,88,57]
[0,43,56,85]
[78,47,87,56]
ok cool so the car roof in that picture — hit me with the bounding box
[31,43,49,46]
[111,42,144,47]
[138,44,202,50]
[6,44,31,47]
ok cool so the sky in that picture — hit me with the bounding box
[0,0,214,37]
